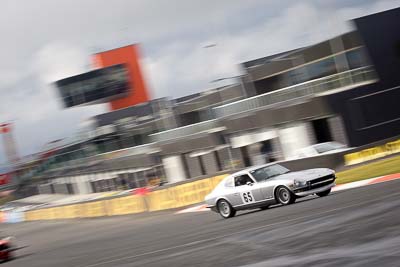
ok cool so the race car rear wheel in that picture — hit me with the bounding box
[316,188,331,197]
[2,245,14,262]
[217,199,236,218]
[6,251,15,262]
[275,186,296,205]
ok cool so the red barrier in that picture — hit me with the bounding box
[0,174,10,185]
[133,187,149,196]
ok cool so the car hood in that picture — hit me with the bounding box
[273,168,333,182]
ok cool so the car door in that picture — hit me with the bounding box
[230,174,263,208]
[257,179,277,200]
[249,168,279,201]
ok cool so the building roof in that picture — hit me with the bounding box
[242,48,304,69]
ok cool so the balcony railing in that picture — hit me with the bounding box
[213,66,377,118]
[149,119,221,143]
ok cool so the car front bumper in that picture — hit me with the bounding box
[294,182,335,197]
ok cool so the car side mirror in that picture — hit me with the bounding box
[246,181,253,186]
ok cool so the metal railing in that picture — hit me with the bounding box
[34,142,158,177]
[149,119,221,143]
[214,66,377,118]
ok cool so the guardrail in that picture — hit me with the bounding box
[15,174,228,221]
[0,210,25,223]
[344,138,400,166]
[214,66,377,118]
[5,137,400,223]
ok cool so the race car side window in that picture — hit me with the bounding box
[234,174,254,187]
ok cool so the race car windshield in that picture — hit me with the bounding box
[251,164,290,182]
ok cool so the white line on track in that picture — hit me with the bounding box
[77,190,400,267]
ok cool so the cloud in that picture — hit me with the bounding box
[0,0,400,164]
[143,0,400,98]
[33,42,90,83]
[0,41,107,163]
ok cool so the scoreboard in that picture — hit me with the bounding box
[55,64,130,108]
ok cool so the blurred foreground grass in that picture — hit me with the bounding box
[0,195,14,206]
[336,155,400,184]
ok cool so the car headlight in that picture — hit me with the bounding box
[294,179,308,188]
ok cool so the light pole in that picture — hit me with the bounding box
[202,42,250,99]
[202,44,246,171]
[210,76,250,171]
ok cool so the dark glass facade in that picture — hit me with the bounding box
[55,64,130,108]
[346,48,369,70]
[253,48,370,95]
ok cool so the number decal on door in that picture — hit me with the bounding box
[241,191,255,203]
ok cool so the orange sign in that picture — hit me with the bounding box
[93,45,151,111]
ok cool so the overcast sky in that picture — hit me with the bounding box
[0,0,399,165]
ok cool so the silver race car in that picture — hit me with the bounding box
[205,163,336,218]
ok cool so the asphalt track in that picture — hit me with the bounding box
[2,179,400,267]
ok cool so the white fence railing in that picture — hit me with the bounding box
[214,66,377,118]
[149,119,220,143]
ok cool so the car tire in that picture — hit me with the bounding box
[4,247,14,262]
[275,186,296,205]
[217,199,236,219]
[316,188,331,197]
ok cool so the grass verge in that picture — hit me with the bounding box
[336,154,400,184]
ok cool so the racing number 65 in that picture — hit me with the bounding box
[242,192,254,203]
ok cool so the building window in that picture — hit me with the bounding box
[214,151,223,171]
[307,57,337,80]
[181,153,191,179]
[240,146,251,167]
[179,111,201,126]
[198,155,206,176]
[311,118,333,143]
[133,135,144,146]
[346,48,368,69]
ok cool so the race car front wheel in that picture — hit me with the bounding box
[217,199,236,219]
[275,186,296,205]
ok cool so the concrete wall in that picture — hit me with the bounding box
[38,184,53,194]
[278,122,313,159]
[279,153,345,172]
[162,155,187,183]
[202,153,219,175]
[53,183,69,195]
[184,154,203,178]
[328,116,349,146]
